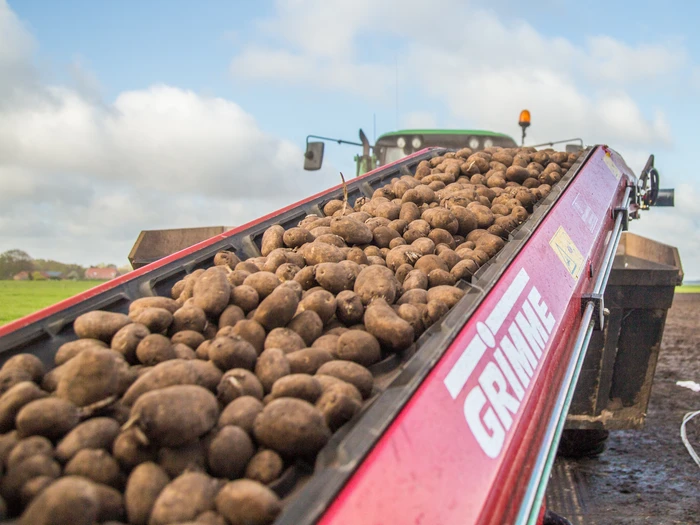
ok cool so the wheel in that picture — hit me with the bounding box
[557,429,609,458]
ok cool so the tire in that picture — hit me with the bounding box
[557,429,609,458]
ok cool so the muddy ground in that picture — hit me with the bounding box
[547,293,700,524]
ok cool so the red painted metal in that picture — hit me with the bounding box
[317,146,633,525]
[0,149,432,338]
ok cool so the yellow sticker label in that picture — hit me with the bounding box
[549,226,584,281]
[603,153,622,180]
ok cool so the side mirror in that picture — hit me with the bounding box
[304,142,325,171]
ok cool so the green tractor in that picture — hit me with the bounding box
[303,128,518,177]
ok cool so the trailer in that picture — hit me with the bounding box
[0,144,681,524]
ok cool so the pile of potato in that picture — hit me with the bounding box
[0,146,578,524]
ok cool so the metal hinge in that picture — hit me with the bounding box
[582,293,607,330]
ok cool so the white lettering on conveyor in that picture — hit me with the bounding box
[444,268,556,458]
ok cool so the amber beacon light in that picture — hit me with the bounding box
[519,109,531,146]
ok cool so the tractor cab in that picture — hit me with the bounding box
[304,128,518,177]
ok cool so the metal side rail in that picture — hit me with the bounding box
[518,186,632,525]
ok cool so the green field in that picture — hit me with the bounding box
[675,284,700,294]
[0,280,105,326]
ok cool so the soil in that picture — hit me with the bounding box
[547,293,700,524]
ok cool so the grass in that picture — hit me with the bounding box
[0,280,106,326]
[675,284,700,294]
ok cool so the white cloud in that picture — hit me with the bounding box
[401,111,438,129]
[231,0,681,149]
[0,1,338,267]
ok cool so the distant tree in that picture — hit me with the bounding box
[0,250,34,279]
[33,259,86,276]
[117,264,132,275]
[94,263,117,269]
[31,271,47,281]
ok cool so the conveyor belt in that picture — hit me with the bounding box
[0,145,637,525]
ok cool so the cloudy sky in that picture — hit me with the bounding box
[1,0,698,278]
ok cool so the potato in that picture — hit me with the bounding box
[225,320,266,355]
[0,381,47,433]
[128,385,219,448]
[397,288,428,305]
[261,225,285,257]
[136,334,176,366]
[129,307,173,334]
[299,241,345,265]
[73,311,132,343]
[130,297,179,315]
[112,428,156,471]
[227,269,251,287]
[270,374,322,403]
[253,398,330,457]
[402,269,429,291]
[243,272,281,300]
[428,268,456,287]
[150,472,221,525]
[0,356,42,389]
[170,330,206,351]
[231,285,260,313]
[0,431,19,467]
[332,291,362,327]
[254,286,299,331]
[219,396,264,434]
[171,304,207,333]
[218,369,264,405]
[55,347,122,407]
[330,217,373,245]
[122,359,222,406]
[316,361,373,399]
[192,267,231,317]
[427,285,465,308]
[282,227,313,248]
[209,335,257,372]
[255,349,290,393]
[283,311,322,348]
[363,298,414,353]
[213,250,241,270]
[316,384,362,431]
[395,303,425,337]
[297,289,337,324]
[264,327,306,354]
[411,237,436,256]
[54,338,107,366]
[354,265,400,306]
[56,417,120,462]
[19,475,53,507]
[334,330,381,367]
[245,449,284,485]
[422,208,459,234]
[195,510,228,525]
[157,441,207,478]
[287,348,334,375]
[64,448,123,488]
[111,324,150,364]
[20,476,101,525]
[1,454,61,504]
[16,397,80,439]
[5,435,53,470]
[208,425,255,479]
[451,259,480,280]
[216,479,281,525]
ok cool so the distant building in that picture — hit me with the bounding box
[13,271,30,281]
[45,271,63,280]
[85,267,118,280]
[65,270,80,280]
